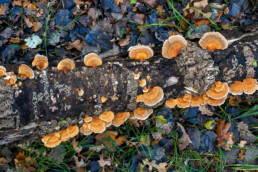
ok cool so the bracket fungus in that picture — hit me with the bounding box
[80,123,93,136]
[112,112,130,127]
[66,125,79,138]
[4,73,17,85]
[128,44,154,61]
[42,132,61,148]
[136,86,164,107]
[99,111,115,123]
[84,53,102,67]
[32,54,49,71]
[133,107,153,120]
[191,96,201,107]
[84,115,93,123]
[18,64,34,79]
[242,78,257,94]
[57,58,75,73]
[176,96,190,108]
[165,98,177,108]
[207,97,227,106]
[229,81,243,95]
[162,35,187,59]
[199,32,228,52]
[139,79,147,87]
[0,66,6,77]
[89,117,106,133]
[206,81,229,100]
[59,129,70,142]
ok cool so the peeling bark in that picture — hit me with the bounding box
[0,26,258,146]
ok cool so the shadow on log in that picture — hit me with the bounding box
[0,25,258,146]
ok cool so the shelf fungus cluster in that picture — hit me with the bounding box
[42,125,79,148]
[84,53,103,67]
[165,78,258,109]
[136,86,164,107]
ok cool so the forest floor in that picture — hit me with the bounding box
[0,0,258,171]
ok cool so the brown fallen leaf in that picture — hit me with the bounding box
[139,0,157,7]
[32,21,42,32]
[177,122,192,150]
[98,154,111,167]
[118,35,130,47]
[15,152,36,171]
[228,95,241,107]
[28,3,37,10]
[215,119,235,150]
[114,0,123,5]
[74,155,85,172]
[0,157,7,166]
[66,40,86,51]
[238,149,246,161]
[142,159,167,172]
[24,16,33,28]
[0,4,7,16]
[132,13,145,25]
[238,140,247,148]
[193,0,208,9]
[72,139,82,153]
[198,105,213,116]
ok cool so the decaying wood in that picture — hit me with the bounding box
[0,26,258,146]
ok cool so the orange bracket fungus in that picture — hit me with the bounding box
[176,96,190,108]
[0,66,6,77]
[207,97,227,106]
[229,81,243,95]
[84,115,93,123]
[191,96,201,107]
[18,64,34,79]
[162,35,187,59]
[139,79,147,87]
[199,32,228,52]
[128,44,154,61]
[32,54,49,70]
[112,112,130,127]
[80,123,93,136]
[66,125,79,138]
[206,81,229,100]
[242,78,257,94]
[84,53,102,67]
[99,111,115,123]
[57,58,75,73]
[89,117,106,133]
[136,86,164,106]
[165,98,177,108]
[4,73,17,86]
[59,129,70,142]
[133,107,153,120]
[42,132,61,148]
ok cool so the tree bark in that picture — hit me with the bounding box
[0,25,258,146]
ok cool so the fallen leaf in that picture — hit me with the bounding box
[14,152,36,171]
[193,0,208,9]
[74,155,85,172]
[98,154,111,167]
[177,122,192,150]
[118,35,130,47]
[198,105,213,116]
[0,4,7,16]
[72,139,82,153]
[228,96,241,106]
[238,149,246,161]
[204,120,216,130]
[139,134,150,146]
[139,0,157,7]
[23,17,33,28]
[143,159,167,172]
[66,40,86,51]
[36,8,44,17]
[132,13,145,25]
[32,21,42,32]
[28,4,37,10]
[238,140,247,148]
[0,157,7,166]
[73,0,86,5]
[215,119,235,150]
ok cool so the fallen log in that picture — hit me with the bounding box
[0,25,258,146]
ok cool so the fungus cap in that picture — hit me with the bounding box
[191,96,201,107]
[207,97,226,106]
[84,115,93,123]
[0,66,6,77]
[183,94,192,102]
[162,35,187,59]
[66,125,79,138]
[84,53,102,67]
[128,44,154,61]
[89,117,106,133]
[140,86,164,106]
[242,78,257,94]
[143,87,149,93]
[42,132,61,148]
[80,123,93,136]
[206,81,229,99]
[112,112,130,127]
[59,129,70,142]
[32,54,49,70]
[104,121,112,127]
[139,79,146,87]
[4,73,17,85]
[229,81,243,95]
[57,58,75,73]
[165,98,177,108]
[99,111,115,123]
[199,93,208,105]
[176,96,190,108]
[199,32,228,52]
[133,107,153,120]
[18,64,34,79]
[133,73,140,80]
